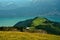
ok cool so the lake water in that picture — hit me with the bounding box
[0,17,34,26]
[0,17,60,26]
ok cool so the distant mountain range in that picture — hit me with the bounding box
[14,17,60,35]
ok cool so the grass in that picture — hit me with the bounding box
[0,31,60,40]
[32,17,46,26]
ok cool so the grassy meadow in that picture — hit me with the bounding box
[0,31,60,40]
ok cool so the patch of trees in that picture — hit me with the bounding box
[0,27,18,31]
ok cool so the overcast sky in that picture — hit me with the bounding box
[0,0,60,18]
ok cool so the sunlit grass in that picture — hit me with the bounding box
[0,31,60,40]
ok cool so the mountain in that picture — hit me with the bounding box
[14,17,60,35]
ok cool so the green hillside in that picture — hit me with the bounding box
[14,17,60,35]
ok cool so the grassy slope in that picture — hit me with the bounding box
[14,17,60,35]
[32,17,47,26]
[0,31,60,40]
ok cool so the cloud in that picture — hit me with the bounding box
[7,2,14,6]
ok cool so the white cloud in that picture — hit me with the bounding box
[7,2,14,6]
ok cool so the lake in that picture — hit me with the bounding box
[0,16,60,26]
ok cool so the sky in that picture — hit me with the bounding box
[0,0,60,18]
[0,0,59,10]
[0,0,32,10]
[0,0,60,26]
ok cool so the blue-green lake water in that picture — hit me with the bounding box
[0,17,34,26]
[0,17,60,26]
